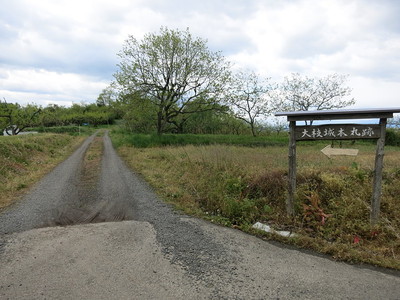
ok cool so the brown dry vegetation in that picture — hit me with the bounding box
[117,142,400,269]
[0,134,85,210]
[80,134,103,187]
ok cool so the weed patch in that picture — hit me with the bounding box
[0,134,85,209]
[80,135,103,187]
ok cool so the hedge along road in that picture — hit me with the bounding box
[0,132,399,299]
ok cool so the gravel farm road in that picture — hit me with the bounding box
[0,132,399,299]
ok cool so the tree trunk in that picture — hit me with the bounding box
[157,111,163,135]
[250,122,256,137]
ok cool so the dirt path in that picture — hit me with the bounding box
[1,132,400,299]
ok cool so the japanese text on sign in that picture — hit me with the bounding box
[295,124,381,141]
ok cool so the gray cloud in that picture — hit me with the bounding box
[0,0,257,80]
[1,0,399,107]
[0,1,120,79]
[146,0,259,19]
[282,32,346,60]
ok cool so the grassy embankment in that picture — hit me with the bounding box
[111,130,400,270]
[27,125,96,136]
[0,133,87,210]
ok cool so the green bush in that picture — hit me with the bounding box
[385,129,400,146]
[223,198,257,224]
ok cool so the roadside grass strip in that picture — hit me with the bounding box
[0,134,85,210]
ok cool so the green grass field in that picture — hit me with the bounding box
[110,129,289,148]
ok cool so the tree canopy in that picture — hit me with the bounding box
[229,70,274,136]
[114,27,232,134]
[275,73,355,119]
[0,100,41,135]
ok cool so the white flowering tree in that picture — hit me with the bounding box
[229,70,274,136]
[275,73,355,125]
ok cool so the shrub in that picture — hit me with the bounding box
[245,170,286,206]
[385,129,400,146]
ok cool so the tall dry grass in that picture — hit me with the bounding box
[117,141,400,269]
[0,134,85,209]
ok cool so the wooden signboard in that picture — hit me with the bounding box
[275,108,400,225]
[295,124,381,141]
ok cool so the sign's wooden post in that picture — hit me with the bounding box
[287,121,296,216]
[275,108,400,223]
[371,118,387,225]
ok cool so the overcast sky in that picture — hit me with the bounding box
[1,0,399,109]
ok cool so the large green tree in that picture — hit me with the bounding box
[114,27,232,134]
[118,92,158,133]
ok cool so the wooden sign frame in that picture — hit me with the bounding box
[275,108,400,225]
[295,124,381,141]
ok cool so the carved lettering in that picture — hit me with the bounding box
[295,124,381,140]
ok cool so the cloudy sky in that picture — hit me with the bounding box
[1,0,399,109]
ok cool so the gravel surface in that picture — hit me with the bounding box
[99,132,232,282]
[0,133,96,234]
[1,132,400,299]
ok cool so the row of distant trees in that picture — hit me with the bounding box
[98,27,355,136]
[2,27,358,136]
[0,100,116,135]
